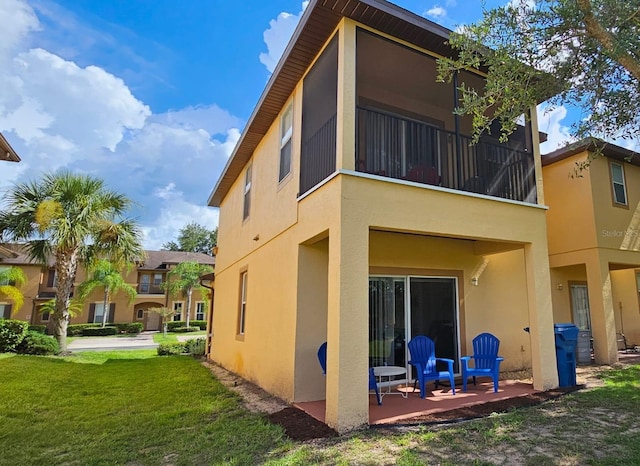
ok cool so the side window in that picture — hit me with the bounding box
[610,162,628,206]
[243,165,252,220]
[196,302,205,321]
[279,103,293,182]
[238,271,248,335]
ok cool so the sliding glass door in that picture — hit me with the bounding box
[369,276,460,378]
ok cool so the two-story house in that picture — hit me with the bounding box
[208,0,558,432]
[543,139,640,364]
[1,246,215,330]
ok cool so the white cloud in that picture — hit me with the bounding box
[259,1,309,73]
[425,6,447,19]
[537,104,574,154]
[0,0,242,249]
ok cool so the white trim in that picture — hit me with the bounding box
[296,170,340,201]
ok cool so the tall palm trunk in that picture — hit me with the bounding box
[102,289,111,328]
[186,287,192,328]
[53,247,80,353]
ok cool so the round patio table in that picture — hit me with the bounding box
[373,366,408,399]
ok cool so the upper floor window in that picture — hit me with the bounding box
[279,103,293,182]
[610,162,628,206]
[139,272,164,294]
[243,164,252,220]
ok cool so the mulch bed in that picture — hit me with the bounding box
[267,385,582,441]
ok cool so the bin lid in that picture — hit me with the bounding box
[554,323,579,340]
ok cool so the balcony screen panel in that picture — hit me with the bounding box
[300,34,338,195]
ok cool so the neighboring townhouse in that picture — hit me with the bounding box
[0,132,21,162]
[207,0,558,432]
[543,139,640,364]
[0,246,215,330]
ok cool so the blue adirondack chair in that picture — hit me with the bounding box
[461,332,504,393]
[317,342,381,405]
[408,335,456,398]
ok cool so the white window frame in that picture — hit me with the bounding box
[279,102,293,182]
[243,164,252,220]
[610,162,628,206]
[238,271,248,335]
[195,302,205,321]
[173,301,184,322]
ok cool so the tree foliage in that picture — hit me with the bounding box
[164,261,213,328]
[162,222,217,256]
[0,171,145,352]
[437,0,640,149]
[0,266,26,313]
[147,306,176,337]
[76,260,137,328]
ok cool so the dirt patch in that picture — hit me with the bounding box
[268,407,338,440]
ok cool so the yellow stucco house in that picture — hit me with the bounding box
[543,139,640,364]
[0,132,21,162]
[0,246,214,330]
[208,0,558,432]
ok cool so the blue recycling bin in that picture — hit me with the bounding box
[554,323,579,387]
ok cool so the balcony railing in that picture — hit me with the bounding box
[356,107,537,203]
[138,284,164,295]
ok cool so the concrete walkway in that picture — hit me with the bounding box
[67,331,159,351]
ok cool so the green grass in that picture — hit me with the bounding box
[2,352,638,466]
[0,353,287,465]
[153,333,178,343]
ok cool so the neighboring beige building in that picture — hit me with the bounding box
[543,139,640,364]
[208,0,558,432]
[0,246,215,330]
[0,132,20,162]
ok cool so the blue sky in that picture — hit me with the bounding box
[0,0,573,248]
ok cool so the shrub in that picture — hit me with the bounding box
[170,326,200,333]
[16,331,60,355]
[190,320,207,330]
[0,319,29,353]
[28,325,47,334]
[82,326,117,336]
[114,322,143,334]
[184,338,206,356]
[67,324,102,336]
[166,321,185,331]
[157,342,187,356]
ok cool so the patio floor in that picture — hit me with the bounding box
[295,379,537,425]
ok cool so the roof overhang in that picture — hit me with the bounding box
[207,0,454,207]
[542,138,640,167]
[0,132,20,162]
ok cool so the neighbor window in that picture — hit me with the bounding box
[238,271,248,335]
[41,311,50,322]
[139,274,150,293]
[93,303,106,324]
[173,302,183,321]
[279,103,293,181]
[243,165,252,220]
[136,309,144,320]
[196,302,205,321]
[0,303,11,319]
[611,162,628,206]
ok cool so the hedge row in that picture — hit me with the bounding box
[114,322,143,334]
[82,326,118,336]
[67,322,143,336]
[157,337,205,356]
[166,320,206,331]
[0,319,59,355]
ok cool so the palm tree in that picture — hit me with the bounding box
[0,171,144,352]
[0,266,27,314]
[76,260,137,328]
[164,261,213,328]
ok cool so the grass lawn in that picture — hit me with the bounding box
[0,352,287,465]
[2,352,638,466]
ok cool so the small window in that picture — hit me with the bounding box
[196,302,205,321]
[0,303,11,319]
[238,271,248,335]
[173,302,183,322]
[243,165,252,220]
[611,162,628,206]
[279,103,293,181]
[41,311,50,322]
[136,309,144,320]
[153,273,163,286]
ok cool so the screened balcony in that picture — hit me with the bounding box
[356,106,536,202]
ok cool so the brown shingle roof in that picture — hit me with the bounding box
[137,250,216,270]
[0,132,20,162]
[542,138,640,167]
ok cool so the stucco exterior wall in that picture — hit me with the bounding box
[611,269,640,347]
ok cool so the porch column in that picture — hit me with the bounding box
[524,242,559,390]
[336,19,356,171]
[325,221,369,432]
[585,253,618,364]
